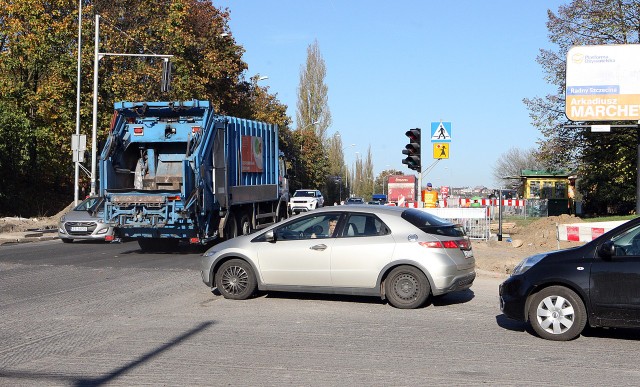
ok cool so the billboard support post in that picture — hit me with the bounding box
[637,124,640,215]
[566,45,640,213]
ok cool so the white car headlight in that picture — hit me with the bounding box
[511,253,546,276]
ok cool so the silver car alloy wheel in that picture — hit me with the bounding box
[221,264,249,296]
[392,273,419,300]
[535,295,575,335]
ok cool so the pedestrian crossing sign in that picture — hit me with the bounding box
[434,143,449,159]
[431,122,452,142]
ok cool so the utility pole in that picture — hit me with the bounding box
[89,14,173,196]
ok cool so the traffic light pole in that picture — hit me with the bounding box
[402,128,422,206]
[417,170,422,208]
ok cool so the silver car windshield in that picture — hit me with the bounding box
[74,197,99,211]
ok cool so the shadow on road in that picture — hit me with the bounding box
[495,314,640,341]
[495,314,528,332]
[0,321,215,386]
[117,243,209,255]
[581,326,640,341]
[262,291,385,306]
[431,289,475,306]
[244,288,476,309]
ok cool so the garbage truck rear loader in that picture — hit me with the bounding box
[99,100,289,250]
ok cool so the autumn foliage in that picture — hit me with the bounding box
[0,0,289,216]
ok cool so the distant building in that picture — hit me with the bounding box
[519,169,574,216]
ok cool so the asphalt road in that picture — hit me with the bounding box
[1,240,639,386]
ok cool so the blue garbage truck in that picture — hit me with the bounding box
[99,100,289,250]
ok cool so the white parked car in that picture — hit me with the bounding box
[288,189,324,214]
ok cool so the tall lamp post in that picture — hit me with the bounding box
[341,143,355,201]
[299,120,319,151]
[90,14,173,195]
[380,169,396,197]
[351,151,360,197]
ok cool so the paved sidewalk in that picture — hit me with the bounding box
[0,230,58,245]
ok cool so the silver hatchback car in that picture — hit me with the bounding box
[58,197,114,243]
[201,206,475,308]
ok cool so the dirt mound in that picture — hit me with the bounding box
[0,202,73,233]
[510,214,583,249]
[475,214,586,275]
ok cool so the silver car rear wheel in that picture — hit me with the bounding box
[215,259,257,300]
[385,266,430,309]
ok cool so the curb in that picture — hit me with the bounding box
[0,232,58,246]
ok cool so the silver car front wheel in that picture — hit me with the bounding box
[215,259,257,300]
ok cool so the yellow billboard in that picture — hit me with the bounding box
[565,44,640,121]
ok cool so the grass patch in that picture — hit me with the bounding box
[582,215,637,222]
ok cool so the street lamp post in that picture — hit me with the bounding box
[90,15,173,196]
[382,172,395,196]
[299,120,319,151]
[341,143,355,200]
[351,151,360,197]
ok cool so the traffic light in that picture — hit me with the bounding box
[402,128,421,172]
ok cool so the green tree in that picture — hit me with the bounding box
[0,0,79,215]
[351,147,374,200]
[492,147,545,192]
[0,0,290,216]
[524,0,640,215]
[293,128,328,191]
[375,169,403,197]
[324,133,347,203]
[293,40,331,191]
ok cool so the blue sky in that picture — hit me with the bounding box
[214,0,567,188]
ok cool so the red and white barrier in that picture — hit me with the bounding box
[457,198,525,207]
[557,221,626,242]
[502,199,525,207]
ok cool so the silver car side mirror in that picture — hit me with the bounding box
[265,230,275,242]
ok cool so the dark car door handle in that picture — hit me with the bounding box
[310,244,327,251]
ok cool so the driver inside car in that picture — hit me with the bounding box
[311,218,338,238]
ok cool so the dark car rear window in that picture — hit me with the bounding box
[401,209,466,237]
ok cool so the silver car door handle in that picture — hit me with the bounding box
[310,244,327,251]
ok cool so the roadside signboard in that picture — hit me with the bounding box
[566,44,640,121]
[433,143,449,159]
[430,122,451,142]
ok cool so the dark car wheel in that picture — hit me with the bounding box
[239,213,252,236]
[385,266,430,309]
[528,286,587,341]
[215,259,257,300]
[225,214,238,240]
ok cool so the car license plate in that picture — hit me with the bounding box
[463,250,474,259]
[70,226,87,232]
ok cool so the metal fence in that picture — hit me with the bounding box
[420,207,491,240]
[427,197,561,240]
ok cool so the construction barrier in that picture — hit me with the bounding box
[557,221,626,242]
[420,207,490,240]
[457,198,526,207]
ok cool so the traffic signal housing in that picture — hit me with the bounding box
[402,128,421,172]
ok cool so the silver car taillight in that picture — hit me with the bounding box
[419,239,471,250]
